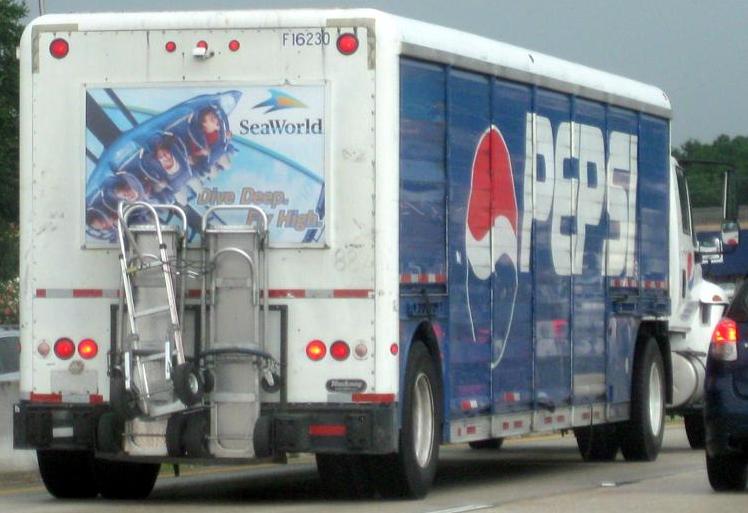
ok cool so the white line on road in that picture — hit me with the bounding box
[424,504,494,513]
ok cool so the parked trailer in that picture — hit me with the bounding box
[14,9,727,499]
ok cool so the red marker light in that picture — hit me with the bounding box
[49,38,69,59]
[330,340,350,361]
[165,41,177,53]
[78,339,98,360]
[228,39,240,52]
[306,340,326,361]
[196,40,209,50]
[336,33,359,55]
[54,338,75,360]
[390,343,399,355]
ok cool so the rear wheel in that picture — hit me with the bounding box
[368,342,441,499]
[468,438,504,450]
[683,413,706,449]
[619,336,665,461]
[706,453,748,491]
[574,424,619,461]
[173,362,204,406]
[95,459,160,500]
[315,454,375,498]
[37,450,98,499]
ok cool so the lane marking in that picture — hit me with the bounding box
[424,505,493,513]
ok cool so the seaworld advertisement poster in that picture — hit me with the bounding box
[84,86,326,246]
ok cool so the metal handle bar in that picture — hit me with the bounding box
[202,205,268,233]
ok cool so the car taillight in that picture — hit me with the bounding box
[330,340,350,361]
[336,33,359,55]
[306,340,326,361]
[710,318,738,361]
[49,38,69,59]
[78,339,98,359]
[54,338,75,360]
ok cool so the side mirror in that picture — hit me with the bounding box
[721,220,740,249]
[698,237,724,264]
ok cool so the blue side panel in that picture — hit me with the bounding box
[399,60,447,278]
[638,115,671,316]
[447,69,492,417]
[490,79,533,412]
[606,107,640,405]
[534,89,572,409]
[572,99,607,404]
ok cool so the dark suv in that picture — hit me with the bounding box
[705,281,748,491]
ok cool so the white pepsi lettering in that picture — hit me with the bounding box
[552,122,572,276]
[573,124,605,273]
[516,113,637,277]
[606,132,638,277]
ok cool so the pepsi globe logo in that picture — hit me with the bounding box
[465,126,519,368]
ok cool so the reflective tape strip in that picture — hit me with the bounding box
[35,288,374,299]
[400,273,446,284]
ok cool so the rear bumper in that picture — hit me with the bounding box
[13,401,107,451]
[262,403,399,455]
[14,401,399,456]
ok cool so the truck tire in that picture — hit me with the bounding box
[574,424,619,461]
[315,454,375,498]
[683,413,705,449]
[95,459,160,499]
[37,450,98,499]
[706,453,748,491]
[619,336,665,461]
[367,342,441,499]
[468,438,504,450]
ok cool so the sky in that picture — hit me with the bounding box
[22,0,748,147]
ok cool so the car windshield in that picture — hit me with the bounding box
[727,280,748,323]
[0,335,20,374]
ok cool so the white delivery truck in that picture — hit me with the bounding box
[14,9,735,500]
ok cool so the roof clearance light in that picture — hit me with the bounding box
[306,340,326,361]
[228,39,240,52]
[165,41,177,53]
[336,33,359,55]
[330,340,350,361]
[54,338,75,360]
[710,318,738,361]
[49,38,69,59]
[196,40,209,50]
[78,339,99,360]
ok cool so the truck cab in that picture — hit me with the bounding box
[667,157,730,447]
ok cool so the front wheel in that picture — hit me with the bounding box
[367,342,441,499]
[619,336,665,461]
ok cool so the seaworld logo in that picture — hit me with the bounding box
[253,89,307,113]
[242,89,322,136]
[239,118,323,136]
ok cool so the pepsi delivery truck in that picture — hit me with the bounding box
[14,9,730,500]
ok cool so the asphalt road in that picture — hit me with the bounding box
[1,425,744,512]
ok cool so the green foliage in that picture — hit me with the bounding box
[673,135,748,209]
[0,0,27,224]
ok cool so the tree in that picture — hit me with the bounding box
[0,0,27,224]
[673,135,748,210]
